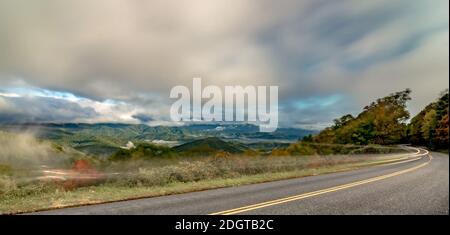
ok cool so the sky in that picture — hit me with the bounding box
[0,0,448,130]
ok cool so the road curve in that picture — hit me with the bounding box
[31,148,449,215]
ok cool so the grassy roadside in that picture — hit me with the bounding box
[1,154,413,214]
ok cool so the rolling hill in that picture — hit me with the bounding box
[173,137,248,155]
[0,123,316,156]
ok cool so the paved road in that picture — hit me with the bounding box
[32,148,448,215]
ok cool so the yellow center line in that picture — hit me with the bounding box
[209,149,431,215]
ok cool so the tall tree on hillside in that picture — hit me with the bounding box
[363,89,411,144]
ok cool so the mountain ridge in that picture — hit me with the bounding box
[0,122,317,156]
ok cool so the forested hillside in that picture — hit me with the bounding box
[310,89,449,151]
[313,89,411,145]
[408,90,449,150]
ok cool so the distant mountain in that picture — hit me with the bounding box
[173,137,248,155]
[110,142,176,161]
[110,137,256,160]
[0,123,317,156]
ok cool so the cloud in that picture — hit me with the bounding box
[132,113,154,123]
[0,85,175,125]
[0,96,98,123]
[0,0,448,129]
[0,0,289,99]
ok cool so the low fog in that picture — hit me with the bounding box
[0,131,69,169]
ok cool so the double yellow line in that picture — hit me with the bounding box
[210,149,431,215]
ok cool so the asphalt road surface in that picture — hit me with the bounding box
[31,148,448,215]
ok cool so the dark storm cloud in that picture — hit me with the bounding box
[132,113,154,123]
[0,96,98,123]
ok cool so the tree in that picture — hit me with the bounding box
[301,134,313,142]
[314,89,411,145]
[434,90,449,149]
[421,109,437,144]
[332,114,354,129]
[408,89,449,150]
[436,113,449,147]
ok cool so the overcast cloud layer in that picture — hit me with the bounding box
[0,0,448,129]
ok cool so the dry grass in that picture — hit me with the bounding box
[0,153,406,214]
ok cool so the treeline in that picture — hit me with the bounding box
[312,89,411,145]
[408,90,449,150]
[309,89,449,151]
